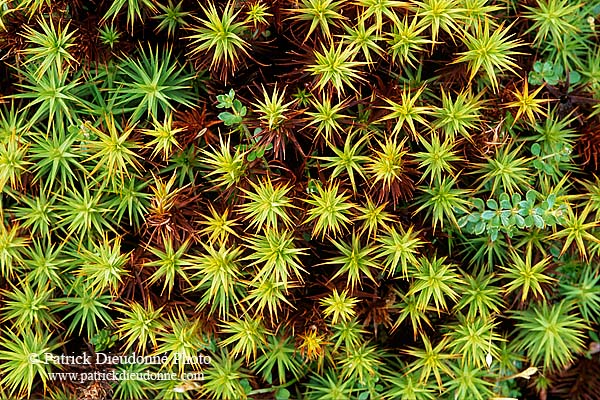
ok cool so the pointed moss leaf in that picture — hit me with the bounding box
[542,61,552,73]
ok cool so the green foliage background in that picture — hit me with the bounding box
[0,0,600,399]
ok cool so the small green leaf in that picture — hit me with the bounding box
[468,212,481,223]
[533,159,544,170]
[528,72,543,86]
[490,228,499,241]
[275,388,291,400]
[473,198,485,211]
[554,63,564,77]
[233,98,243,111]
[475,221,486,234]
[546,75,560,85]
[526,190,537,205]
[240,379,252,394]
[501,211,511,226]
[487,198,498,210]
[533,214,545,229]
[518,201,529,212]
[481,210,496,220]
[491,215,501,226]
[218,111,242,126]
[504,110,515,130]
[458,215,470,228]
[512,193,522,204]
